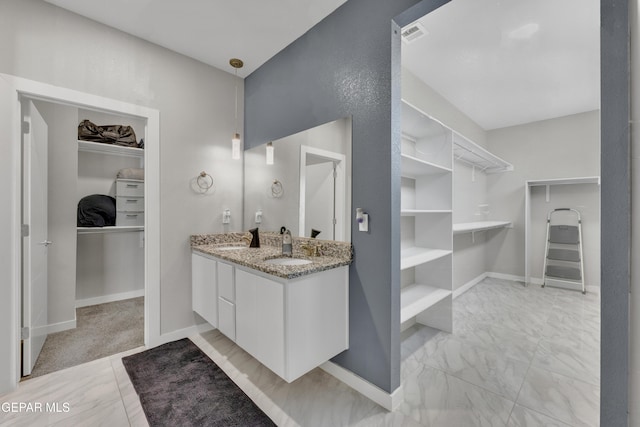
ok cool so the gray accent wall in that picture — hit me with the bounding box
[600,0,630,425]
[245,0,450,393]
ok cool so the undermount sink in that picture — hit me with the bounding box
[215,246,247,251]
[264,257,313,266]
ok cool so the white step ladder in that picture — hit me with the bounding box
[542,208,586,294]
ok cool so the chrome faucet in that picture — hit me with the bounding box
[282,229,292,256]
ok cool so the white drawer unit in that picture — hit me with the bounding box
[218,297,236,342]
[116,196,144,212]
[116,179,144,197]
[116,212,144,226]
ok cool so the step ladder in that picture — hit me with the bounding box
[542,208,585,294]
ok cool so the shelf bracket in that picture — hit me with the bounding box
[472,165,476,182]
[471,231,476,243]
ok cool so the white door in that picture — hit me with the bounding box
[22,100,49,376]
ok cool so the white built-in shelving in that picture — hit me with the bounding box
[399,100,453,332]
[77,139,144,234]
[453,220,512,235]
[400,247,452,270]
[401,209,452,216]
[401,154,452,177]
[400,284,451,323]
[77,226,144,234]
[78,140,144,159]
[524,176,601,284]
[452,133,513,173]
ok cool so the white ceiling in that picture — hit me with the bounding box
[43,0,348,77]
[44,0,599,130]
[402,0,600,130]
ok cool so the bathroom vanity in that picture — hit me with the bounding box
[191,232,352,383]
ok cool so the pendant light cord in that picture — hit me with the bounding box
[234,68,238,135]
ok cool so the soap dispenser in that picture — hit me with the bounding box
[249,227,260,248]
[282,229,292,256]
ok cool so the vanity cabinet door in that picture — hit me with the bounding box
[217,262,234,302]
[191,253,218,327]
[235,269,285,378]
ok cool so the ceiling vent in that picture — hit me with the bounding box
[401,22,427,43]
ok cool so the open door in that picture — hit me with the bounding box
[299,146,346,241]
[22,100,49,376]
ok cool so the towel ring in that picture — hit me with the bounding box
[271,179,284,198]
[197,171,214,191]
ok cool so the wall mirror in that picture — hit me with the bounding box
[243,117,352,242]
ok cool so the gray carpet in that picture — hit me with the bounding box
[122,338,276,427]
[29,297,144,378]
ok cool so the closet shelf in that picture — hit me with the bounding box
[401,154,451,178]
[527,176,601,186]
[401,284,451,323]
[77,226,144,234]
[77,140,144,158]
[401,247,451,270]
[401,209,452,216]
[453,221,512,235]
[453,133,513,173]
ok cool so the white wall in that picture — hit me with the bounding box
[0,0,243,336]
[453,161,492,291]
[486,111,601,288]
[0,72,19,392]
[34,101,78,326]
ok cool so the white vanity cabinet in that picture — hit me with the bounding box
[216,262,236,341]
[191,249,349,383]
[235,266,349,383]
[191,252,218,328]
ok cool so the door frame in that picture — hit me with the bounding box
[298,145,346,240]
[2,73,161,391]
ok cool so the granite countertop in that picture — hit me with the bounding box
[190,232,353,280]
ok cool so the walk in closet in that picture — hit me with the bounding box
[76,109,145,307]
[22,99,146,376]
[399,100,514,332]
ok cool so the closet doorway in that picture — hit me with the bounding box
[397,0,602,425]
[22,98,148,378]
[2,74,161,386]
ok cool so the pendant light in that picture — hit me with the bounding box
[230,58,243,160]
[266,141,274,165]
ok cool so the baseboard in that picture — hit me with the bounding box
[320,361,403,411]
[151,323,215,348]
[76,289,144,308]
[453,272,488,299]
[486,272,527,283]
[485,272,599,295]
[32,318,77,336]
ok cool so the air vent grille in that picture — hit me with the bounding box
[401,22,426,43]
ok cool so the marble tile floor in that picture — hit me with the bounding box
[0,277,600,426]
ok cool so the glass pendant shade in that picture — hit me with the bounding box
[266,142,274,165]
[232,133,241,160]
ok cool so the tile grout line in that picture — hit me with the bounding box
[109,353,144,427]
